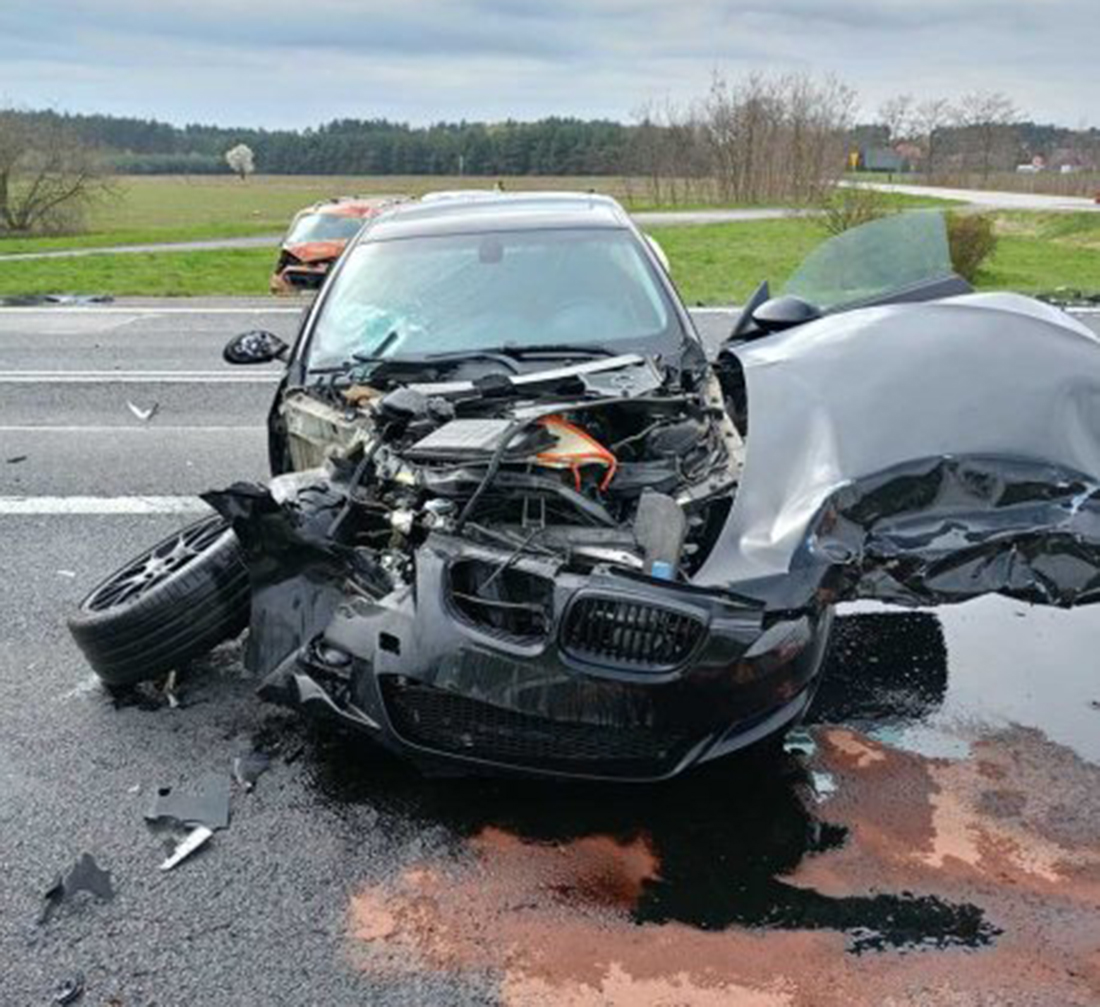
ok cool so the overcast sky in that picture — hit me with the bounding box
[1,0,1096,128]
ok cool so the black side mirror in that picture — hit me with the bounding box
[223,330,290,365]
[751,295,822,334]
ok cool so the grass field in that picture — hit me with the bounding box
[0,174,953,255]
[1,205,1097,303]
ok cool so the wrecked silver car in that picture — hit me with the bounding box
[69,197,1100,780]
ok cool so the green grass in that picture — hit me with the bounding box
[978,212,1100,293]
[0,248,275,297]
[0,209,1096,301]
[650,219,824,304]
[0,174,957,255]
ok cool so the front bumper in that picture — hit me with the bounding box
[270,263,330,294]
[255,533,833,781]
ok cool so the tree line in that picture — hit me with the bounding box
[8,110,633,177]
[2,79,1097,234]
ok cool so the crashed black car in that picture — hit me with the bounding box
[69,195,1100,780]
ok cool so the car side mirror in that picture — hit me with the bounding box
[223,330,289,365]
[751,295,822,334]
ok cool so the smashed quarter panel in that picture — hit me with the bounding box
[699,293,1100,608]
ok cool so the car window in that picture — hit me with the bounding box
[286,213,365,244]
[305,227,679,367]
[783,210,955,311]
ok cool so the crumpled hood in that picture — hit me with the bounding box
[697,293,1100,608]
[281,240,346,264]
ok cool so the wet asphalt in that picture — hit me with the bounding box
[2,303,1100,1005]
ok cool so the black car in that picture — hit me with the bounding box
[69,194,1100,780]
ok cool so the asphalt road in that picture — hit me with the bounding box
[3,303,1100,1006]
[847,179,1100,212]
[0,208,807,263]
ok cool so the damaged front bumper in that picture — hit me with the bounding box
[251,531,833,781]
[270,262,331,294]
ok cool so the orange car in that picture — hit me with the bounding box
[270,196,405,293]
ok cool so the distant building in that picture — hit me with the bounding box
[854,146,910,172]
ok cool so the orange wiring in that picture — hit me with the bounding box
[535,416,618,491]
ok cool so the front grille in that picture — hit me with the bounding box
[562,596,705,670]
[381,677,687,775]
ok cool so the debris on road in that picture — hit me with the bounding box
[232,751,271,791]
[145,772,231,831]
[39,854,115,924]
[53,972,85,1005]
[6,454,28,464]
[160,825,215,871]
[0,294,114,307]
[126,400,160,422]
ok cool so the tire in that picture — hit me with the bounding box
[68,515,251,687]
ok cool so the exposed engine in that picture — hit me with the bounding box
[275,356,745,614]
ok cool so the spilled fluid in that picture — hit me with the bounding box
[273,607,1025,954]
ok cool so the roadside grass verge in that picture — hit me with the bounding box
[0,175,957,255]
[0,248,275,297]
[1,210,1096,302]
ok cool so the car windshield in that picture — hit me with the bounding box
[783,210,956,311]
[305,227,681,369]
[286,213,365,244]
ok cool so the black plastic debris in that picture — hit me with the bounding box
[232,752,271,792]
[54,973,85,1005]
[6,454,27,464]
[146,773,231,872]
[145,772,231,831]
[39,854,115,924]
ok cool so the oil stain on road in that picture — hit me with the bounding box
[274,605,1100,1005]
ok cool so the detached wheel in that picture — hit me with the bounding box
[68,515,251,687]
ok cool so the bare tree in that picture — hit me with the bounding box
[954,90,1021,177]
[225,143,256,181]
[0,111,113,234]
[700,71,855,205]
[912,98,954,178]
[878,93,915,143]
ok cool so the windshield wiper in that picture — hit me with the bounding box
[425,344,615,362]
[309,342,616,378]
[499,344,616,359]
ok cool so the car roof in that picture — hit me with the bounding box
[362,191,633,241]
[300,196,406,219]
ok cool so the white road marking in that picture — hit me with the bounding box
[0,306,302,315]
[0,425,265,432]
[0,496,210,514]
[0,370,279,384]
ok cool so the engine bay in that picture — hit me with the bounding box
[275,355,746,609]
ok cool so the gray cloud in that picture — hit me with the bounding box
[0,0,1095,127]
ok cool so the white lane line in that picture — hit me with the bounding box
[0,306,302,315]
[0,496,210,515]
[0,370,279,384]
[0,425,266,433]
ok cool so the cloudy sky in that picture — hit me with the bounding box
[1,0,1096,128]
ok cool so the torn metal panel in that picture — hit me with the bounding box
[697,293,1100,608]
